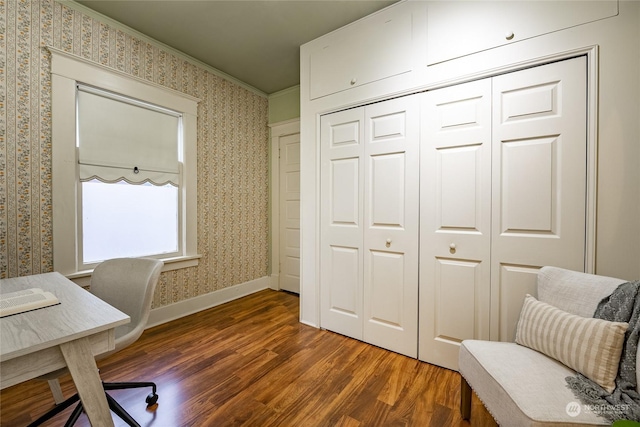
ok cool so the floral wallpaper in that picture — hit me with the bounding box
[0,0,270,308]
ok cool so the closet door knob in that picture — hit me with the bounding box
[350,78,357,85]
[386,238,392,247]
[450,243,456,254]
[505,31,515,40]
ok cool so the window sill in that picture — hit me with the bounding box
[66,254,201,287]
[159,254,202,271]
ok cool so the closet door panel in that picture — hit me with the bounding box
[327,246,360,317]
[438,146,484,229]
[369,250,405,326]
[369,153,408,227]
[330,158,360,226]
[491,57,587,341]
[501,137,555,232]
[320,108,365,340]
[363,95,420,358]
[434,259,482,340]
[497,264,539,342]
[419,79,492,369]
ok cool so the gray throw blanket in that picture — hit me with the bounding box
[566,280,640,422]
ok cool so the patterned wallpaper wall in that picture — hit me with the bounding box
[0,0,270,308]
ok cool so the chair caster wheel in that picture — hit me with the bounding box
[146,393,158,406]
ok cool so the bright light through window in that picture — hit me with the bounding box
[82,179,179,263]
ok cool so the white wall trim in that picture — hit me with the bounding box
[146,276,270,328]
[268,85,301,101]
[268,118,301,129]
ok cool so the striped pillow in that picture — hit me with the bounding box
[515,294,628,393]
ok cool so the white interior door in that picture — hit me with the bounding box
[363,95,420,358]
[419,79,492,370]
[320,108,365,341]
[279,132,301,293]
[491,56,587,341]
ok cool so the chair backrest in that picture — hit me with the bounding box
[537,266,626,318]
[90,257,163,351]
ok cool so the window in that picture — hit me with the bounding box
[50,48,200,277]
[76,85,182,266]
[81,179,179,263]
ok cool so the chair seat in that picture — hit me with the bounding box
[460,340,608,426]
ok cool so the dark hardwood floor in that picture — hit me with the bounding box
[0,289,497,427]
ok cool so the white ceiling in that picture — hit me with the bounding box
[76,0,398,94]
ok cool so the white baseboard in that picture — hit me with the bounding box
[146,276,270,328]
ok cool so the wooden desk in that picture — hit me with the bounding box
[0,272,130,427]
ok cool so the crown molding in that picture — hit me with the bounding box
[268,85,301,100]
[57,0,268,98]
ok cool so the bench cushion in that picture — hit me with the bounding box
[460,340,608,426]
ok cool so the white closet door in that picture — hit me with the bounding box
[491,57,587,342]
[419,79,492,369]
[320,108,365,340]
[363,95,420,358]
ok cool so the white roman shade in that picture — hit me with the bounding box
[77,84,181,186]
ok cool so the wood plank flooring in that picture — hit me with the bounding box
[0,289,497,427]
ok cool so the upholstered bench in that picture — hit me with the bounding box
[459,266,638,426]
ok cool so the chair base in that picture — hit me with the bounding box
[28,381,158,427]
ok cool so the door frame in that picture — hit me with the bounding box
[269,119,301,291]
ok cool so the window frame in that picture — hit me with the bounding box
[50,47,200,278]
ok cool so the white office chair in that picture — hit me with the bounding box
[29,257,164,427]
